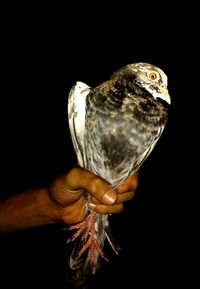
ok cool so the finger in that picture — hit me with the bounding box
[61,196,86,224]
[66,167,117,205]
[90,189,135,204]
[116,172,139,194]
[115,190,135,203]
[88,202,124,214]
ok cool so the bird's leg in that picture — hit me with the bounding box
[77,231,108,274]
[68,210,108,270]
[68,210,97,240]
[66,220,86,242]
[84,210,97,239]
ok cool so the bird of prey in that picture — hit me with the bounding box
[67,62,171,280]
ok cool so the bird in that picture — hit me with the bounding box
[67,62,171,283]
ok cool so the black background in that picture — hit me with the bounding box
[0,4,197,289]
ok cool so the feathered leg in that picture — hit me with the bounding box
[67,210,109,274]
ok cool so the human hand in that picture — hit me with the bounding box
[48,167,138,225]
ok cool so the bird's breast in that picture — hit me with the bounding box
[84,87,168,186]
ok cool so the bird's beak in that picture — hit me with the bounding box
[159,86,171,105]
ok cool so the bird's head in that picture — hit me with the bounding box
[113,62,171,105]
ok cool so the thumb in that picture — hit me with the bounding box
[66,167,117,205]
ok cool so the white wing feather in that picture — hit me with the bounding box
[68,81,91,167]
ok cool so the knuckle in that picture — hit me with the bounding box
[95,205,107,215]
[68,167,79,177]
[127,190,135,200]
[117,204,124,213]
[133,172,139,187]
[88,176,104,193]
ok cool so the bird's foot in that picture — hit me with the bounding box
[67,211,97,242]
[67,211,108,272]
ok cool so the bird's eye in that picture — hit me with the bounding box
[148,71,159,81]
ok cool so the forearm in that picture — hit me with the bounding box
[0,188,58,234]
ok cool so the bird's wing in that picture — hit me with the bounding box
[132,125,165,172]
[68,81,91,167]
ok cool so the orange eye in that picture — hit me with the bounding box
[148,71,159,81]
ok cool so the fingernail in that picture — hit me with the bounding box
[115,187,121,194]
[102,189,117,205]
[88,202,96,210]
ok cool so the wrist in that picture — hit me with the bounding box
[37,188,62,223]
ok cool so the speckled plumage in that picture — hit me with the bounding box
[67,62,171,283]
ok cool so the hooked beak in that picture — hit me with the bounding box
[159,86,171,105]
